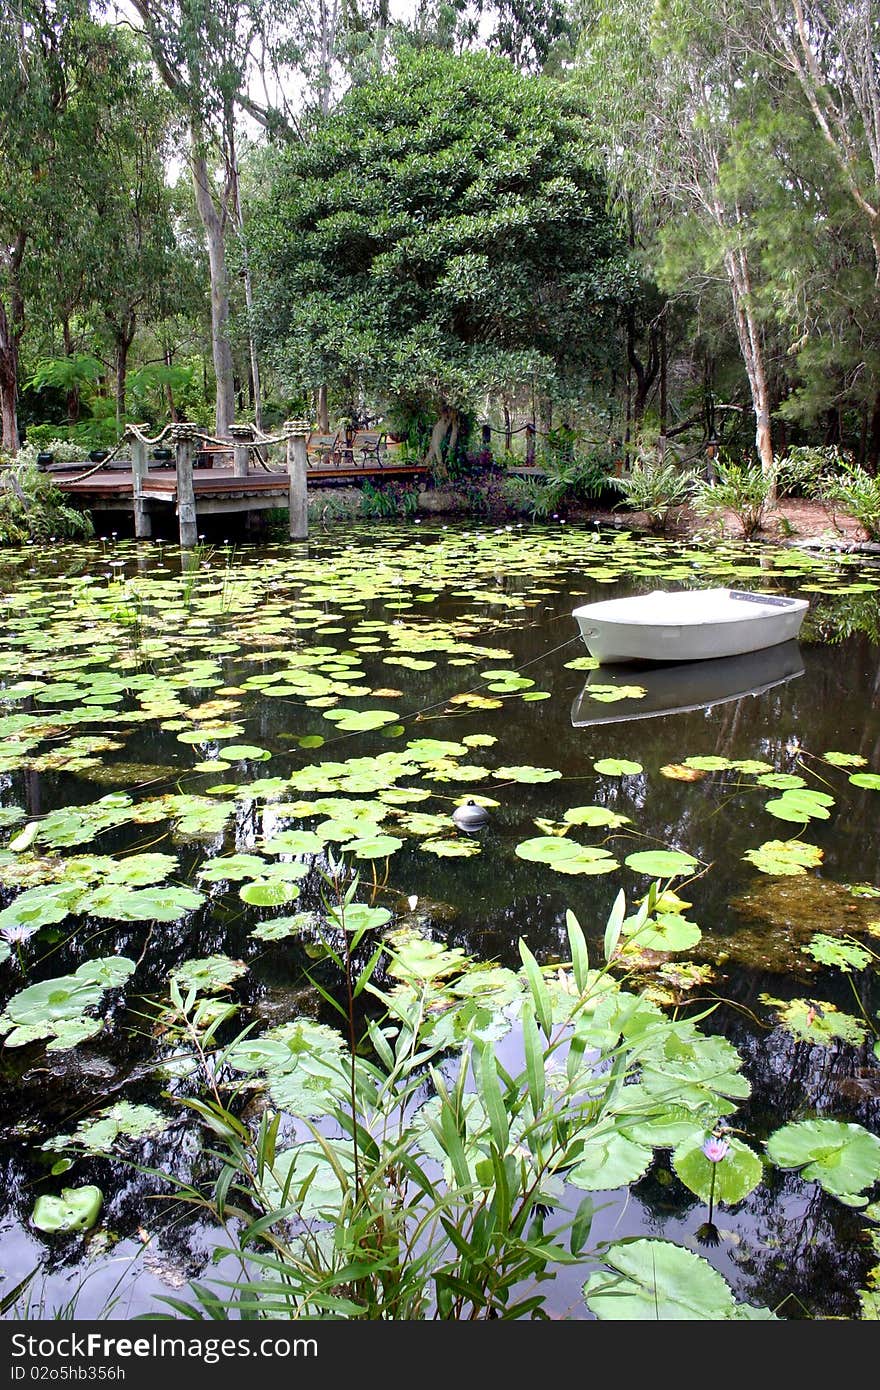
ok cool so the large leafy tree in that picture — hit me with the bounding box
[248,46,633,463]
[0,0,110,451]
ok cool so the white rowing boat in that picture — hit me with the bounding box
[570,640,805,726]
[571,587,808,665]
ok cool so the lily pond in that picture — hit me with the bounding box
[1,521,879,1321]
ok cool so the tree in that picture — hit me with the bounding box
[575,0,789,478]
[0,0,104,451]
[248,46,633,465]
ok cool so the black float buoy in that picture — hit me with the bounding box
[452,799,490,832]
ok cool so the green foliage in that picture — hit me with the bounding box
[0,460,94,546]
[691,458,773,538]
[810,457,880,540]
[502,447,615,518]
[249,48,633,424]
[150,883,769,1320]
[609,452,698,532]
[32,1185,103,1235]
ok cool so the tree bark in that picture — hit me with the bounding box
[114,318,135,434]
[627,309,660,423]
[0,233,25,454]
[191,135,235,438]
[867,387,880,474]
[722,237,776,491]
[317,384,329,431]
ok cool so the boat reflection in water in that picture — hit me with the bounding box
[571,640,805,726]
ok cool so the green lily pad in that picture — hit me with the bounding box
[742,839,823,875]
[801,934,872,971]
[32,1185,103,1234]
[764,788,835,823]
[672,1133,763,1206]
[563,805,631,829]
[567,1132,653,1190]
[593,758,643,776]
[823,751,867,767]
[492,765,562,783]
[584,1239,775,1320]
[624,850,698,878]
[170,955,247,994]
[515,837,619,875]
[849,773,880,790]
[765,1119,880,1207]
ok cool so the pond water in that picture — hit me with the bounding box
[0,521,878,1320]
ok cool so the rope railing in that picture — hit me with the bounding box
[58,434,132,485]
[126,422,175,447]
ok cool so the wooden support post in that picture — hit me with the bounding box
[230,423,253,478]
[525,422,536,466]
[174,423,199,548]
[130,427,152,539]
[285,419,309,540]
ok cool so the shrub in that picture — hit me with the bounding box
[148,876,773,1321]
[0,458,94,546]
[609,451,698,532]
[690,458,774,539]
[808,456,880,540]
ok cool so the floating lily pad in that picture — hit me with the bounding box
[764,788,835,823]
[743,840,823,876]
[801,934,872,971]
[766,1119,880,1206]
[32,1185,103,1235]
[170,955,247,994]
[492,765,562,784]
[563,806,631,829]
[849,773,880,790]
[583,1239,775,1320]
[624,850,698,878]
[593,758,642,776]
[672,1133,763,1206]
[515,837,618,875]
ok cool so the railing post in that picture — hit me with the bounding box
[174,422,199,548]
[129,426,152,539]
[230,423,253,478]
[285,419,309,541]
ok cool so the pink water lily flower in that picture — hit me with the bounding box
[702,1135,730,1163]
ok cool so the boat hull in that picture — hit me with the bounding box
[571,641,805,725]
[571,588,808,664]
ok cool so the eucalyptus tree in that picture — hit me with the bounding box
[248,47,633,465]
[0,0,108,452]
[575,0,786,477]
[84,47,181,429]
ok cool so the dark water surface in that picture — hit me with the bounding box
[0,523,878,1319]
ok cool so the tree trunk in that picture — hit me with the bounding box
[628,310,660,424]
[229,140,262,433]
[114,322,135,436]
[191,134,235,438]
[722,238,776,494]
[317,384,329,431]
[0,234,25,454]
[658,308,668,458]
[61,315,82,424]
[0,302,19,454]
[867,388,880,474]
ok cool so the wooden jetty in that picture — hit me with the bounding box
[47,421,429,547]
